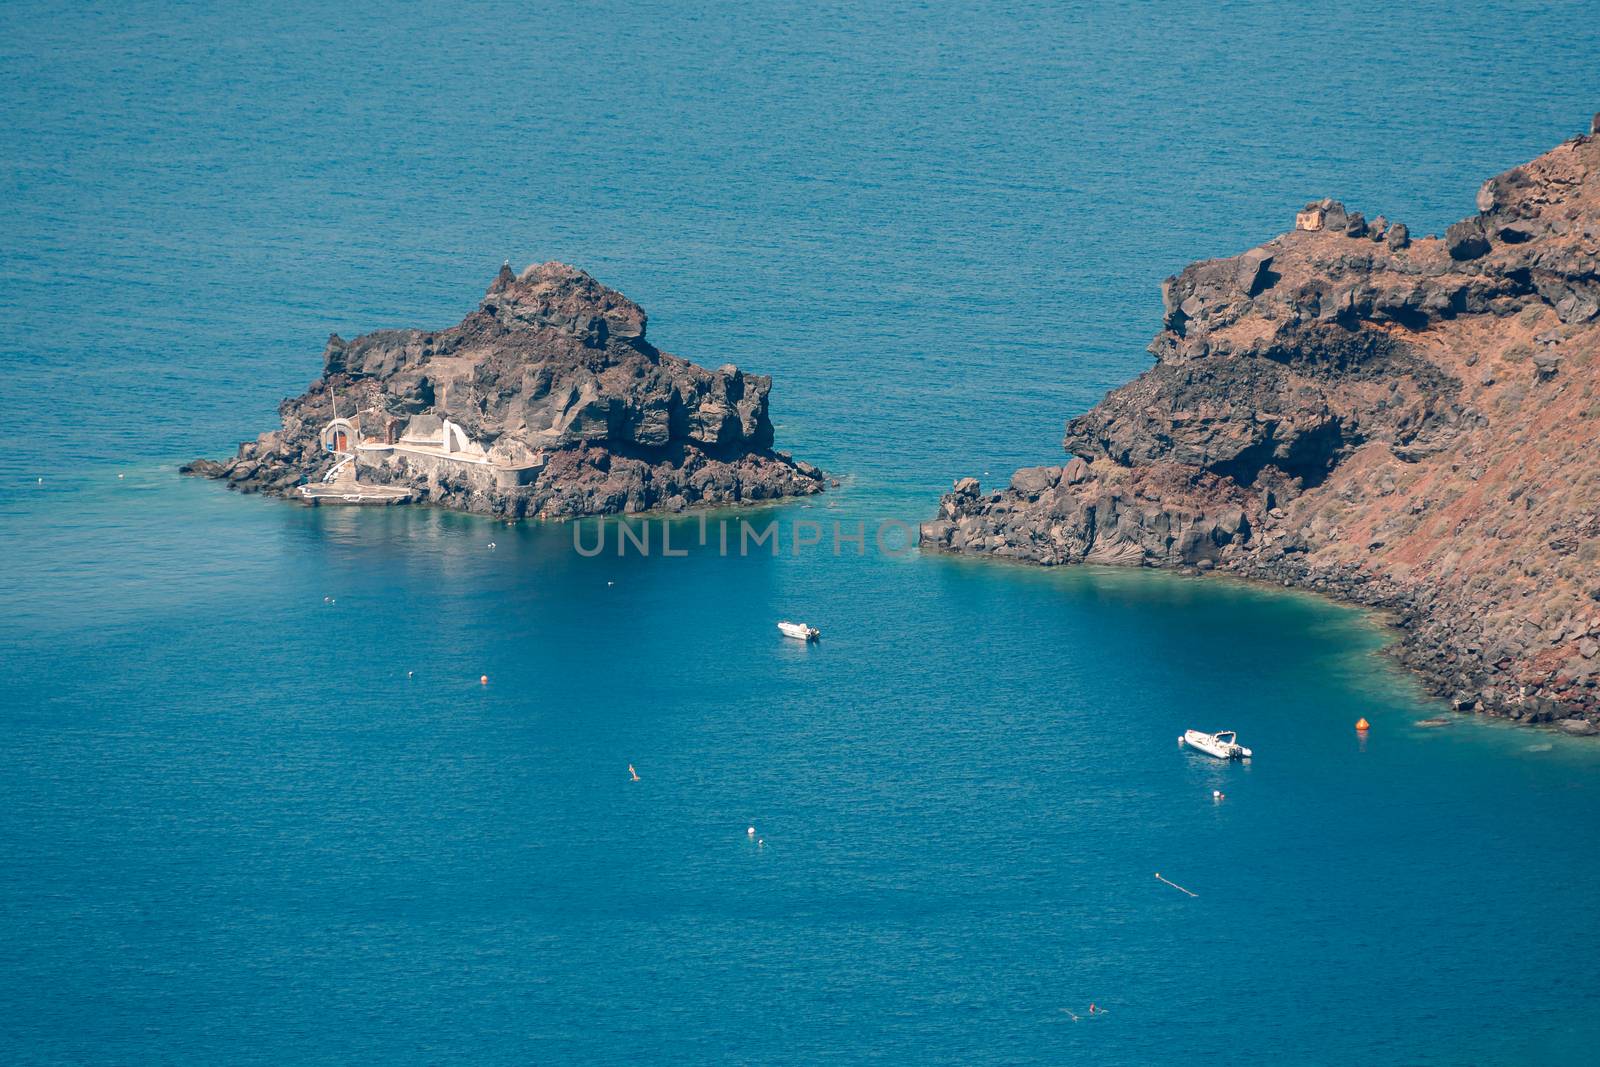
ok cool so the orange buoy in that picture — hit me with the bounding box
[480,675,489,686]
[1355,717,1370,732]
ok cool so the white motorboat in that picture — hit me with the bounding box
[777,620,819,642]
[1180,729,1252,760]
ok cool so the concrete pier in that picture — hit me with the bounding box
[295,456,412,506]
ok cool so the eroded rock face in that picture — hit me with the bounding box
[924,123,1600,727]
[185,262,824,517]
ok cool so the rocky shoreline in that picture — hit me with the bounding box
[922,118,1600,733]
[185,262,824,518]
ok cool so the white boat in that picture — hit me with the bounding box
[1180,729,1252,760]
[777,620,819,642]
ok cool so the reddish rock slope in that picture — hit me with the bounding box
[924,119,1600,728]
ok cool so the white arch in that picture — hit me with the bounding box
[321,418,359,454]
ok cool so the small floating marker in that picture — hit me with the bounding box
[1356,717,1371,732]
[607,581,614,587]
[757,838,765,848]
[628,763,640,782]
[747,826,755,836]
[407,670,414,679]
[37,477,43,484]
[1155,872,1198,897]
[487,541,496,549]
[117,473,124,479]
[480,675,489,685]
[1212,789,1225,800]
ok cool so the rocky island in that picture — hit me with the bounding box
[923,119,1600,730]
[185,262,824,517]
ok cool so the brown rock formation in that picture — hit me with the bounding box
[924,123,1600,726]
[185,262,824,517]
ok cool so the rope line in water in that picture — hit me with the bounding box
[1155,872,1198,897]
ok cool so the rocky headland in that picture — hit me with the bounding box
[185,262,823,517]
[922,118,1600,730]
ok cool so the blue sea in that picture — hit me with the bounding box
[4,2,1599,1063]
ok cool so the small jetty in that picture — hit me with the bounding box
[295,451,411,506]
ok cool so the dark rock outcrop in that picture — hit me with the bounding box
[185,262,824,517]
[924,121,1600,729]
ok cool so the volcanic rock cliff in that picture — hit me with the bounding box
[923,119,1600,729]
[186,262,824,517]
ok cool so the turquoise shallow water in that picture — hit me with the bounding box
[4,2,1600,1063]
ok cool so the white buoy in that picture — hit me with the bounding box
[407,670,414,679]
[607,581,614,587]
[757,838,765,847]
[118,474,125,479]
[747,826,755,836]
